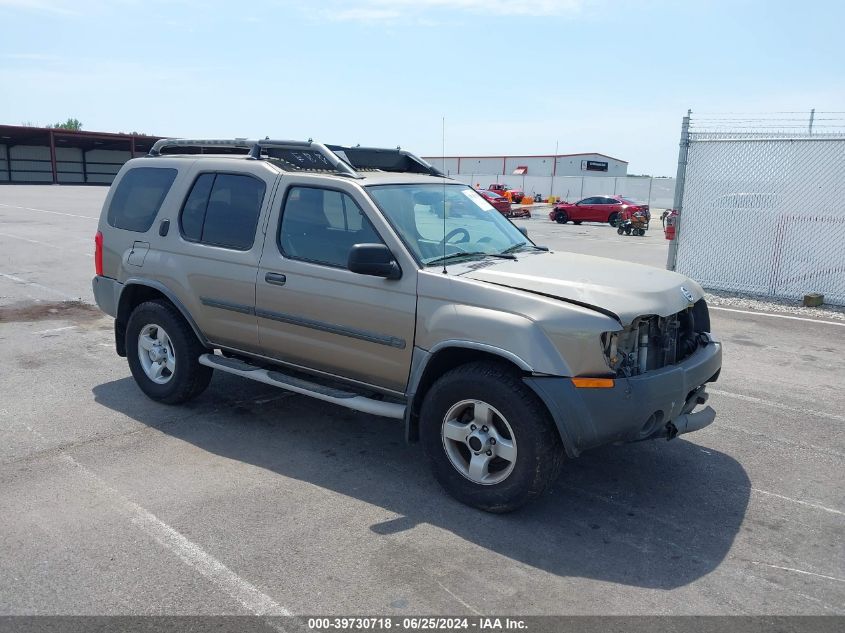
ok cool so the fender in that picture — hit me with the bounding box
[403,341,535,443]
[116,278,209,353]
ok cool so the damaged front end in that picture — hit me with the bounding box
[602,298,712,378]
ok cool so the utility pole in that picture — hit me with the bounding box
[809,108,815,135]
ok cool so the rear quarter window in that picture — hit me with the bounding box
[178,172,265,250]
[107,167,177,232]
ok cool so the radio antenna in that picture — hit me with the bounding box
[442,115,447,275]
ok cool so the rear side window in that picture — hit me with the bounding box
[107,167,177,232]
[178,173,265,250]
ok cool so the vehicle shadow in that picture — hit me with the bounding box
[93,373,750,590]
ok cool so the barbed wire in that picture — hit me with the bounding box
[686,111,845,134]
[690,111,845,115]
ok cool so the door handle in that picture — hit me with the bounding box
[265,272,287,286]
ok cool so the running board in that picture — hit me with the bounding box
[198,354,405,419]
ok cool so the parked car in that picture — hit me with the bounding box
[488,183,525,203]
[92,138,721,513]
[710,193,778,210]
[478,189,512,215]
[549,195,650,226]
[478,189,531,219]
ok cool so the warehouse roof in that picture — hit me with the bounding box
[0,124,162,153]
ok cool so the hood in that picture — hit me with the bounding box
[460,251,702,325]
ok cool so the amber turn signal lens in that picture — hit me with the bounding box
[571,377,615,388]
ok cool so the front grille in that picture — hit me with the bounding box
[604,299,710,377]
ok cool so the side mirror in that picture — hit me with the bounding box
[518,226,528,237]
[348,243,401,280]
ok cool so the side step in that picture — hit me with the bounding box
[198,354,406,419]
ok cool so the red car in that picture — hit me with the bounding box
[549,195,650,226]
[478,189,531,218]
[488,183,525,203]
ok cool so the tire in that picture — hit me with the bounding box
[617,226,624,235]
[554,211,568,224]
[625,226,632,235]
[608,212,620,227]
[420,361,564,513]
[126,300,213,404]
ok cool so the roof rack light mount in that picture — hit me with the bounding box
[327,145,446,177]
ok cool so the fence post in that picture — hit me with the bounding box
[666,110,691,271]
[48,129,58,184]
[647,177,653,207]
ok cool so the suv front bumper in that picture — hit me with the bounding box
[524,337,722,458]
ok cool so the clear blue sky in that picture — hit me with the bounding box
[1,0,842,175]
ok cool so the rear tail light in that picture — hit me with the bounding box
[94,230,103,276]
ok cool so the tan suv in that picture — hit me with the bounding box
[92,138,722,512]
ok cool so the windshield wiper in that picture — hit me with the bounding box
[500,242,546,254]
[426,251,516,266]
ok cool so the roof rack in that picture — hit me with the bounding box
[146,138,448,179]
[147,138,254,156]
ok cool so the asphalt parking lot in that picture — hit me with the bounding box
[0,186,843,616]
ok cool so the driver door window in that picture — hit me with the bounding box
[279,187,384,267]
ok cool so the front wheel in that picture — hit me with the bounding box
[126,300,213,404]
[617,226,625,235]
[608,212,620,227]
[554,211,568,224]
[420,362,564,513]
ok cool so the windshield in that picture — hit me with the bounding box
[367,183,533,266]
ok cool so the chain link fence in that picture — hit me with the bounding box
[668,112,845,306]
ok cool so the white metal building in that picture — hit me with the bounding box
[422,153,628,178]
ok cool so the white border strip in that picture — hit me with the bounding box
[0,203,98,220]
[710,388,845,423]
[710,306,845,327]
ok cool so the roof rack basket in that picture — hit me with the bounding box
[147,138,446,179]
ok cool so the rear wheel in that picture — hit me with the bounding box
[554,211,569,224]
[420,361,564,513]
[573,220,582,225]
[608,212,620,227]
[126,300,213,404]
